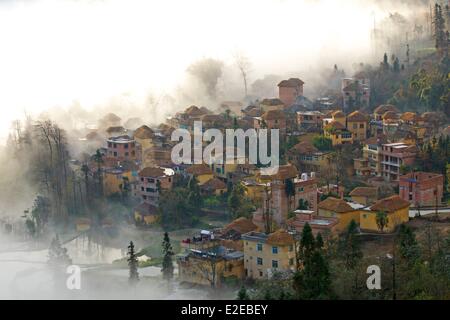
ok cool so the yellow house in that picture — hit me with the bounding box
[241,179,266,204]
[346,111,368,141]
[103,168,135,196]
[360,195,410,233]
[209,150,244,181]
[324,121,353,146]
[200,177,227,196]
[134,125,155,164]
[186,164,214,185]
[318,197,363,233]
[287,140,331,170]
[259,98,285,112]
[177,247,244,288]
[75,218,91,232]
[133,202,159,225]
[331,110,346,127]
[242,229,296,279]
[349,187,378,206]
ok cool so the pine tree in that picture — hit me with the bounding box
[237,286,250,300]
[316,233,324,250]
[434,4,447,50]
[161,232,174,282]
[397,224,420,263]
[187,175,203,210]
[339,220,363,269]
[383,53,389,71]
[299,223,315,264]
[293,250,332,299]
[393,57,400,73]
[127,241,139,285]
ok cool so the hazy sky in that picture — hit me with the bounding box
[0,0,420,140]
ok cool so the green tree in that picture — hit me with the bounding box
[393,57,400,73]
[383,53,389,71]
[299,223,315,264]
[293,250,332,299]
[312,135,332,151]
[397,224,420,263]
[227,184,254,219]
[339,220,363,269]
[187,175,203,211]
[297,199,309,210]
[159,187,193,228]
[127,241,139,285]
[376,211,389,232]
[316,233,324,250]
[237,286,250,300]
[92,149,104,196]
[161,232,174,282]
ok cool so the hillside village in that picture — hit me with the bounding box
[49,56,448,295]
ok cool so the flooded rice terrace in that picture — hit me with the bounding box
[0,232,216,300]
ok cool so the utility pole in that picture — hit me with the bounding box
[392,250,396,300]
[434,188,439,221]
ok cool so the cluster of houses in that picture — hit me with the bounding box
[74,73,448,286]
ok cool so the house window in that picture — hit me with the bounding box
[257,257,263,265]
[272,246,278,254]
[143,195,147,200]
[272,260,278,268]
[259,271,263,277]
[360,124,364,129]
[353,123,357,129]
[289,258,294,266]
[124,144,129,149]
[141,187,144,191]
[288,245,293,252]
[113,143,117,148]
[113,152,118,157]
[125,152,129,157]
[148,178,155,183]
[108,142,112,148]
[298,187,304,192]
[257,243,263,251]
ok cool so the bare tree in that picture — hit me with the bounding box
[234,51,251,98]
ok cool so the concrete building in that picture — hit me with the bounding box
[380,142,417,182]
[341,77,370,110]
[106,135,137,161]
[254,109,287,137]
[242,229,296,279]
[255,165,318,227]
[286,210,339,236]
[137,167,174,205]
[296,111,324,130]
[278,78,304,107]
[177,232,245,288]
[399,172,444,207]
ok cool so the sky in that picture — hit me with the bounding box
[0,0,423,140]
